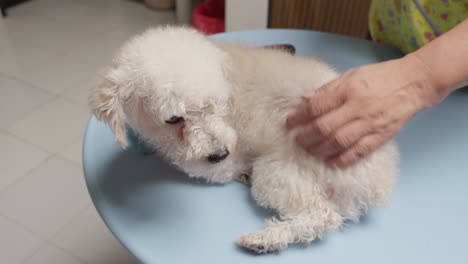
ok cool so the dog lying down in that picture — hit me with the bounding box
[90,26,399,253]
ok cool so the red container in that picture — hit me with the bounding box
[203,0,224,18]
[192,0,225,34]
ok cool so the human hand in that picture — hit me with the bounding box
[286,55,445,168]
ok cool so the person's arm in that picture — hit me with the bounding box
[410,18,468,97]
[286,19,468,168]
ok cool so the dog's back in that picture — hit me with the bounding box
[222,43,399,218]
[222,44,339,155]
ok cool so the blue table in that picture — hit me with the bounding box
[83,30,468,264]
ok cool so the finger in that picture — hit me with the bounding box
[302,78,346,118]
[306,140,339,159]
[306,119,370,158]
[295,102,359,148]
[286,102,310,129]
[326,133,387,168]
[287,78,344,129]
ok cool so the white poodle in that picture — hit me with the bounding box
[90,27,399,253]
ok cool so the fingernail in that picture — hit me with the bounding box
[325,158,340,169]
[299,135,320,150]
[295,135,302,145]
[309,150,327,159]
[306,146,322,158]
[285,117,292,129]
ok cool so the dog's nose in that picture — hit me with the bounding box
[207,149,230,164]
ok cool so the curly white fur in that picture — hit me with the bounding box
[90,26,399,253]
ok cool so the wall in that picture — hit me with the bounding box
[269,0,372,38]
[225,0,269,32]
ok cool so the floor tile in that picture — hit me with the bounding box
[65,1,175,71]
[101,6,177,37]
[0,14,52,48]
[0,156,92,239]
[0,44,99,94]
[0,2,177,263]
[0,44,58,81]
[60,75,95,106]
[58,138,83,165]
[63,0,164,35]
[1,12,102,56]
[22,55,99,94]
[8,98,91,153]
[53,207,139,264]
[0,215,43,264]
[67,7,175,67]
[0,75,54,129]
[68,29,136,67]
[23,243,84,264]
[0,21,15,51]
[11,0,91,21]
[0,132,49,191]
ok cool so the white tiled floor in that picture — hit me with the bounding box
[0,0,176,263]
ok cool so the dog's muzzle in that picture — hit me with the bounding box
[207,148,230,164]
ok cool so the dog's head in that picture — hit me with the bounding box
[90,27,239,182]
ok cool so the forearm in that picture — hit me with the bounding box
[408,19,468,95]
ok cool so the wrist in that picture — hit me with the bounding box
[401,53,448,109]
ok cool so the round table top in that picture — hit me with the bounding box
[83,29,468,264]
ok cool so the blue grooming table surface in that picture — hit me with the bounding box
[83,29,468,264]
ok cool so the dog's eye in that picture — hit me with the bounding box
[165,116,184,124]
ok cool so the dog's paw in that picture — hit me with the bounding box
[238,231,287,254]
[236,173,251,186]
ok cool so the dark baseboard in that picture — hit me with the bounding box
[1,0,33,17]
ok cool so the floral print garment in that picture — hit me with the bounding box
[369,0,468,53]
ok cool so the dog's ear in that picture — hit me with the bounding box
[89,64,128,147]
